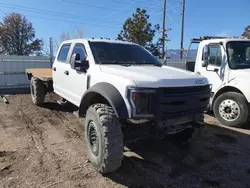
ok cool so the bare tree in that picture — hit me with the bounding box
[54,27,84,52]
[75,28,84,38]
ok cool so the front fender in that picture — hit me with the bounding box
[218,80,250,103]
[79,82,129,119]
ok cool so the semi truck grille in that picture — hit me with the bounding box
[155,85,210,120]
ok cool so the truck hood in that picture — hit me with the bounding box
[99,65,208,87]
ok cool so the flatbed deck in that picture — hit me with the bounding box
[26,68,52,81]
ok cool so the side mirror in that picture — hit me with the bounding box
[71,53,89,72]
[202,45,209,67]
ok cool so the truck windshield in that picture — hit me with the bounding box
[88,41,162,66]
[227,41,250,69]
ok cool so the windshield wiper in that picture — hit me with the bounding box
[99,60,132,66]
[141,61,162,67]
[99,60,118,64]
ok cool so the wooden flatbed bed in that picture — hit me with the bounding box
[26,68,53,82]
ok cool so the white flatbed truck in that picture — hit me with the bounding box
[26,38,210,173]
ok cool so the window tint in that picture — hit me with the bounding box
[88,42,161,66]
[71,44,87,61]
[227,41,250,69]
[207,45,222,66]
[57,44,71,63]
[246,47,250,60]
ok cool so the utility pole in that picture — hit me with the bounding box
[49,37,54,68]
[180,0,185,59]
[162,0,167,59]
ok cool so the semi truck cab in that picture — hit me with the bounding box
[186,36,250,127]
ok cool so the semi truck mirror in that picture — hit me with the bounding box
[202,61,208,67]
[202,45,209,67]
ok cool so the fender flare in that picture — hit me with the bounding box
[79,82,129,119]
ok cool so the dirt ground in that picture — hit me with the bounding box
[1,94,250,188]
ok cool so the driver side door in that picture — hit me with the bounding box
[198,44,225,93]
[64,43,88,106]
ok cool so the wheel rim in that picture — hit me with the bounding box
[219,99,240,121]
[87,121,99,157]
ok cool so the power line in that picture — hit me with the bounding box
[0,1,161,30]
[0,10,121,29]
[105,0,133,4]
[167,2,181,16]
[166,13,181,28]
[61,0,126,11]
[112,0,161,25]
[150,3,181,19]
[94,0,161,36]
[93,0,138,25]
[0,2,92,21]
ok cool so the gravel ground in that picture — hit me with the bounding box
[1,94,250,188]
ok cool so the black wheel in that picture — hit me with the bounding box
[85,103,124,174]
[30,77,45,106]
[213,92,249,128]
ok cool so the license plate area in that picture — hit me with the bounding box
[157,116,193,129]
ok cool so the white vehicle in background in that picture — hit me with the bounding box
[186,36,250,127]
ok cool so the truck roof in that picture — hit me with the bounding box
[191,36,250,44]
[201,38,250,44]
[61,38,135,45]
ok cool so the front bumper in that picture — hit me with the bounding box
[129,85,210,121]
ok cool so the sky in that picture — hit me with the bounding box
[0,0,249,53]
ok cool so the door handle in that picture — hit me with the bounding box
[64,70,69,75]
[196,71,201,75]
[53,67,56,71]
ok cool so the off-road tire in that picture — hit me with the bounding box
[85,103,124,174]
[30,77,45,106]
[213,92,248,128]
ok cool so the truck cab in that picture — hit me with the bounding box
[186,36,250,127]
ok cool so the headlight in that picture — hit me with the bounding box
[128,88,156,117]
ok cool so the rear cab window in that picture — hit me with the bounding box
[57,44,71,63]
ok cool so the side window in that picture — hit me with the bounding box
[71,44,87,61]
[246,47,250,60]
[57,44,71,63]
[204,45,222,66]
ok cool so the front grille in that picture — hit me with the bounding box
[154,85,210,120]
[162,85,210,95]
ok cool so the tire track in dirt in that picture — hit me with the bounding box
[0,151,16,179]
[48,108,82,139]
[18,99,45,154]
[14,98,68,187]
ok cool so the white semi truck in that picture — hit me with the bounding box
[26,38,210,173]
[186,36,250,128]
